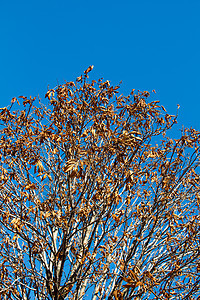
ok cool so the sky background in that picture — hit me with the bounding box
[0,2,199,299]
[0,0,200,132]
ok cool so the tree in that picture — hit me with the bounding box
[0,66,200,300]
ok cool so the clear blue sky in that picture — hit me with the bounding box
[0,0,200,130]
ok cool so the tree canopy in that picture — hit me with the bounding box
[0,66,200,300]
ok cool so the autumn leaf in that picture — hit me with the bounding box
[84,65,94,74]
[63,159,78,172]
[123,283,136,289]
[122,276,133,283]
[34,160,44,173]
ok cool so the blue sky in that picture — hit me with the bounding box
[0,2,199,299]
[0,0,200,130]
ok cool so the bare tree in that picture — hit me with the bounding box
[0,66,200,299]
